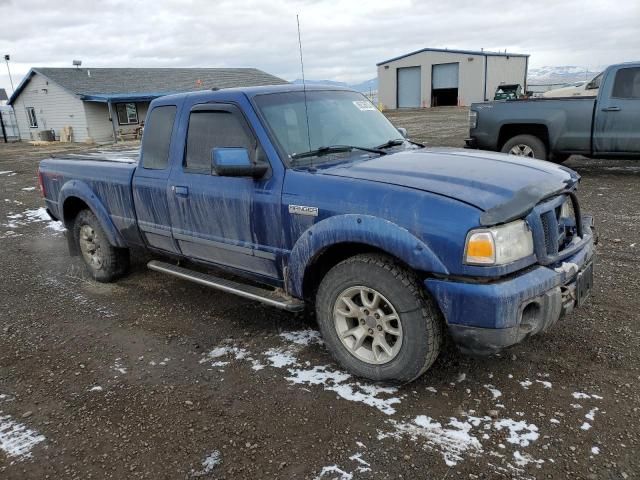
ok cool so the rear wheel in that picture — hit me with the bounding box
[74,209,129,282]
[315,254,443,383]
[501,134,547,160]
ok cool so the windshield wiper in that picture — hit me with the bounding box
[290,145,387,161]
[375,138,405,149]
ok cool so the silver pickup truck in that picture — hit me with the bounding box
[466,62,640,162]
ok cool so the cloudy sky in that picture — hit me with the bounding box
[1,0,638,94]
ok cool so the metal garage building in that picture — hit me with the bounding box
[377,48,529,109]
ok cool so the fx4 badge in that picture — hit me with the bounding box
[288,204,318,217]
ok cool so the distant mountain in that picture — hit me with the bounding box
[292,78,378,93]
[528,66,605,85]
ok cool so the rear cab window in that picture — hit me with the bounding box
[141,105,177,170]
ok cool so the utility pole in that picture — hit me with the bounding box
[4,54,22,141]
[4,54,15,93]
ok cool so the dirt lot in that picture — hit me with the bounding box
[0,110,639,480]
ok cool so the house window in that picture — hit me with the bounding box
[116,103,139,125]
[26,107,38,128]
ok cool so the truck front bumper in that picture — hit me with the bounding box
[464,137,478,149]
[424,238,596,355]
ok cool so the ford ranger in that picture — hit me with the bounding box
[467,62,640,162]
[39,85,596,383]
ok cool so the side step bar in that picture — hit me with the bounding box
[147,260,305,312]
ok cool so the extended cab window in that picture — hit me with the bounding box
[612,67,640,99]
[185,110,255,173]
[141,105,177,170]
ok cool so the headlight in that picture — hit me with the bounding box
[560,197,575,219]
[469,110,478,129]
[464,220,534,266]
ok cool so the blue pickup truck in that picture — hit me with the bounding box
[39,85,596,383]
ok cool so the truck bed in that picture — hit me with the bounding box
[39,157,139,243]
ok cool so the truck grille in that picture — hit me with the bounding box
[533,194,580,263]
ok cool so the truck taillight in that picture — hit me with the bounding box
[37,169,46,197]
[469,110,478,129]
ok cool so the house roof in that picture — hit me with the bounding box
[8,67,288,104]
[377,47,529,66]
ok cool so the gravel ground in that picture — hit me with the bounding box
[0,111,638,479]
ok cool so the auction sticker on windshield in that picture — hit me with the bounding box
[353,100,376,111]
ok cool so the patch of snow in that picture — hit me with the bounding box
[21,187,36,191]
[0,171,13,175]
[457,372,467,382]
[536,380,552,389]
[250,359,265,371]
[200,346,250,363]
[513,450,544,468]
[484,384,502,399]
[112,358,127,375]
[425,386,437,393]
[315,465,353,480]
[3,207,64,234]
[380,415,483,467]
[591,446,600,455]
[493,418,539,447]
[279,329,324,346]
[573,392,602,400]
[0,413,46,460]
[210,361,229,367]
[349,452,371,472]
[286,365,401,415]
[570,403,583,409]
[550,418,560,424]
[581,422,592,431]
[88,386,103,392]
[519,380,532,389]
[264,348,298,368]
[192,450,221,476]
[585,407,598,421]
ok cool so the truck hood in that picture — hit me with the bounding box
[319,147,580,225]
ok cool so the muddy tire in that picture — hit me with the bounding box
[73,209,129,283]
[315,254,443,384]
[501,134,547,160]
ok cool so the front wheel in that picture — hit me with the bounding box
[73,209,129,283]
[315,254,443,384]
[501,134,547,160]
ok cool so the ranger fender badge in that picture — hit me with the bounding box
[288,204,318,217]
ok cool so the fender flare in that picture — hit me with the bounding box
[287,214,449,298]
[58,180,127,248]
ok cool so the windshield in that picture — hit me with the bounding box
[254,90,405,166]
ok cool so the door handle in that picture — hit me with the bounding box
[601,106,621,112]
[172,185,189,197]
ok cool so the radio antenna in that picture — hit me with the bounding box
[296,14,312,156]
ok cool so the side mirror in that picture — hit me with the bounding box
[397,127,408,138]
[211,147,268,178]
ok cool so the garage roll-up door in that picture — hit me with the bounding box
[397,67,421,108]
[432,63,459,89]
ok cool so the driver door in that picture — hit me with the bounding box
[167,104,281,279]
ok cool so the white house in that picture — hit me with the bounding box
[377,48,529,109]
[8,67,287,143]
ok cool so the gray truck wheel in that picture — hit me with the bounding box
[315,254,442,384]
[73,209,129,283]
[501,134,547,160]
